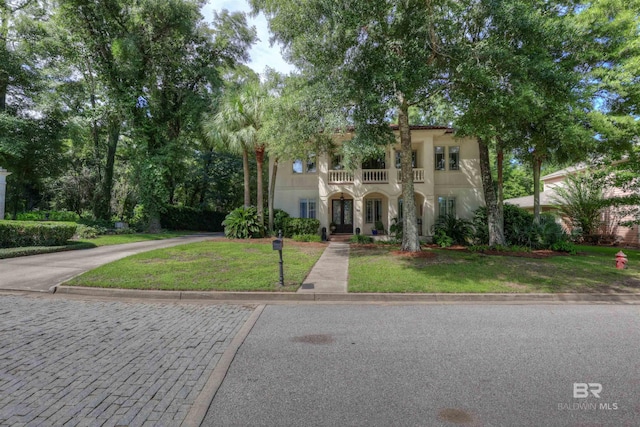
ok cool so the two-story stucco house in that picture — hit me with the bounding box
[270,125,485,238]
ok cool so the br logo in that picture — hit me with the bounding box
[573,383,602,398]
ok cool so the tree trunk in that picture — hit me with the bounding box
[478,137,505,246]
[398,96,420,252]
[242,148,250,208]
[95,117,119,220]
[496,142,505,242]
[255,145,265,233]
[533,155,542,224]
[0,4,9,113]
[268,156,278,233]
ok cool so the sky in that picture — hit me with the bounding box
[202,0,296,76]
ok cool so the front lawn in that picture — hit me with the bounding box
[65,240,325,292]
[349,245,640,293]
[76,230,200,246]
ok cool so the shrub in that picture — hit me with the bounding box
[349,235,373,244]
[283,218,320,238]
[473,204,535,246]
[222,207,264,239]
[473,205,570,249]
[389,217,403,240]
[433,229,454,248]
[374,220,385,233]
[0,221,77,248]
[160,205,227,232]
[550,240,577,255]
[16,210,80,222]
[273,209,290,234]
[75,224,104,239]
[292,234,322,242]
[432,214,474,246]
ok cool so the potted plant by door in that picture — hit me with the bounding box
[330,222,337,234]
[374,220,385,235]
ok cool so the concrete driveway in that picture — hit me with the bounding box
[0,233,221,293]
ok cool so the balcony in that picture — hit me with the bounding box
[362,169,388,183]
[397,168,425,183]
[328,170,354,184]
[329,168,425,185]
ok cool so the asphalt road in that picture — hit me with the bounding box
[204,304,640,427]
[0,233,220,292]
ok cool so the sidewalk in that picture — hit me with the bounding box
[297,242,349,294]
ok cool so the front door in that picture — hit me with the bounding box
[332,199,354,234]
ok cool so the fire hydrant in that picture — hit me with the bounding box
[615,251,628,269]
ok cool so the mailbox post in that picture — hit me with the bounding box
[272,230,284,286]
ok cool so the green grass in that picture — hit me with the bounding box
[348,244,640,293]
[66,240,325,292]
[77,231,198,246]
[0,231,197,258]
[0,241,96,259]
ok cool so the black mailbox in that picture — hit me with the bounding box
[272,239,283,251]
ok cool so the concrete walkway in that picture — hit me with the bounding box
[0,233,220,293]
[298,242,349,294]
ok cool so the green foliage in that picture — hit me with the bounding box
[433,229,454,248]
[550,240,577,255]
[283,218,320,238]
[75,224,106,239]
[468,245,532,253]
[268,209,290,235]
[0,221,77,248]
[349,235,373,244]
[222,207,263,239]
[473,205,569,250]
[160,206,227,232]
[16,210,80,222]
[474,204,533,246]
[432,214,474,246]
[389,217,403,241]
[552,171,607,236]
[292,234,322,243]
[374,220,385,233]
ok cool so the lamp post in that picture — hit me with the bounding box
[0,167,10,220]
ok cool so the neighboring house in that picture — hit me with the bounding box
[505,165,640,246]
[270,125,485,238]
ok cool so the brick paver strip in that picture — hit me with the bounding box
[0,296,252,426]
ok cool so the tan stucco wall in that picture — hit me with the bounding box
[270,129,485,236]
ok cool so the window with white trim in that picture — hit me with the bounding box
[299,198,317,219]
[365,199,383,223]
[435,146,445,170]
[438,196,456,218]
[292,159,303,174]
[395,150,417,168]
[449,146,460,170]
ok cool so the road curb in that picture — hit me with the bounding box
[182,304,265,427]
[52,286,640,303]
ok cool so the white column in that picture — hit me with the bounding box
[354,197,364,235]
[0,168,10,220]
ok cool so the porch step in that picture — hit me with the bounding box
[329,234,352,243]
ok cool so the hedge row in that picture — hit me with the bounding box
[160,206,227,232]
[0,221,77,248]
[16,210,81,222]
[283,218,320,238]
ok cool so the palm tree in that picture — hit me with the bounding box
[205,77,267,228]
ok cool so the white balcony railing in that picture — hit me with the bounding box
[396,168,425,183]
[328,170,354,184]
[362,169,388,183]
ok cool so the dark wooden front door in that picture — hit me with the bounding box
[332,199,353,234]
